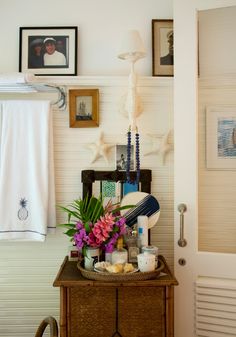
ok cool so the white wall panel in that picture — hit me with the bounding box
[0,76,173,337]
[0,0,173,76]
[199,6,236,77]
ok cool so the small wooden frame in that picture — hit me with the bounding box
[69,89,99,128]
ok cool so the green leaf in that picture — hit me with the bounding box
[89,197,104,223]
[58,223,76,228]
[113,226,119,233]
[64,228,77,237]
[82,246,87,258]
[112,204,135,213]
[84,221,91,234]
[58,205,80,220]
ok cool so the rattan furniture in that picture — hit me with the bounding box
[53,255,178,337]
[35,316,58,337]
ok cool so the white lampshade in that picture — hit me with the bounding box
[118,30,146,62]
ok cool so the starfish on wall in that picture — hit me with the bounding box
[144,129,174,164]
[87,131,115,164]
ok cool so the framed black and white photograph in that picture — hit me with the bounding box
[206,105,236,170]
[152,19,173,76]
[19,26,78,76]
[69,89,99,128]
[116,144,134,171]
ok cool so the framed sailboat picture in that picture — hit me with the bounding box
[69,89,99,128]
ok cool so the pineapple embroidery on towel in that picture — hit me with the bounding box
[18,198,29,221]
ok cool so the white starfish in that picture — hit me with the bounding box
[144,129,174,164]
[87,132,115,164]
[144,133,163,156]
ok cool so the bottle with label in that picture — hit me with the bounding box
[111,236,128,264]
[137,215,149,247]
[126,225,141,263]
[68,244,79,261]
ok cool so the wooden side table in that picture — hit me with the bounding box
[53,255,178,337]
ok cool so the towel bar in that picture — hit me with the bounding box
[0,83,66,109]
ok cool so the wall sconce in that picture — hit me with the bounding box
[118,30,146,131]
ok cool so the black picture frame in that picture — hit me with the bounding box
[19,26,78,76]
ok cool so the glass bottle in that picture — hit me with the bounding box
[68,243,79,261]
[126,225,141,263]
[111,236,128,264]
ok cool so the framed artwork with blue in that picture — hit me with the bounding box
[206,105,236,169]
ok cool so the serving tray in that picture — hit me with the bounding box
[77,259,164,282]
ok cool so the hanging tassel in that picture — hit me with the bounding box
[126,126,140,185]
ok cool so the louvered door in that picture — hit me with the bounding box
[174,1,236,337]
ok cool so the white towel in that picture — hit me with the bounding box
[0,100,56,241]
[0,72,35,84]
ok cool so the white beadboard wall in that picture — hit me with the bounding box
[0,76,173,337]
[198,76,236,253]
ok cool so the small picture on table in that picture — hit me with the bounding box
[116,144,134,171]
